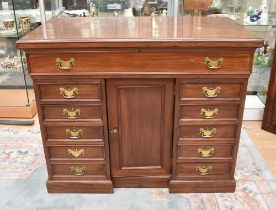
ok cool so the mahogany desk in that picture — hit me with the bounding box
[17,16,263,193]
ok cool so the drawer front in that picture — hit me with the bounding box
[52,163,106,179]
[180,104,239,120]
[177,144,233,158]
[179,124,236,139]
[46,126,104,140]
[28,51,251,73]
[44,105,102,120]
[39,83,101,101]
[176,162,232,178]
[180,83,241,99]
[49,145,105,159]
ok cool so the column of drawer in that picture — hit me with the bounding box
[37,79,109,180]
[175,79,243,180]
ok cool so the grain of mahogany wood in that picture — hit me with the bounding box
[17,16,263,49]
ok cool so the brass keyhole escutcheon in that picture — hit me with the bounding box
[110,127,118,134]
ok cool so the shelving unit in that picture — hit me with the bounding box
[0,0,63,118]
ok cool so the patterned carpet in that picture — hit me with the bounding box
[0,128,275,210]
[0,129,44,179]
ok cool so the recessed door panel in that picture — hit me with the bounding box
[107,79,174,177]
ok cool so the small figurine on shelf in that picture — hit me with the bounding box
[0,19,18,35]
[62,10,90,17]
[206,0,222,15]
[124,1,134,17]
[90,3,98,17]
[124,7,134,17]
[114,11,119,17]
[142,2,150,16]
[132,0,145,16]
[253,46,273,67]
[260,0,269,25]
[162,9,167,17]
[1,56,15,71]
[244,6,262,24]
[19,16,32,35]
[34,0,39,9]
[3,19,15,31]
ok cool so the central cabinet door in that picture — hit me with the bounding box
[106,79,174,187]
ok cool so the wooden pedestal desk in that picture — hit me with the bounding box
[17,16,263,193]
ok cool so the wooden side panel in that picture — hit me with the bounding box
[262,43,276,134]
[107,79,174,178]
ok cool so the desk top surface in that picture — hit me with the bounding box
[17,16,263,49]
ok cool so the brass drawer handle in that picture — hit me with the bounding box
[202,86,221,98]
[60,87,78,99]
[71,166,86,176]
[199,128,217,138]
[196,164,212,176]
[63,108,80,119]
[68,148,84,158]
[201,107,219,119]
[204,57,224,69]
[198,147,215,158]
[56,58,75,70]
[66,127,83,139]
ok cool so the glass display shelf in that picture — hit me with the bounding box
[43,0,170,18]
[0,0,41,118]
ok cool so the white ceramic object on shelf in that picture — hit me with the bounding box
[124,8,133,17]
[260,0,269,25]
[243,95,265,120]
